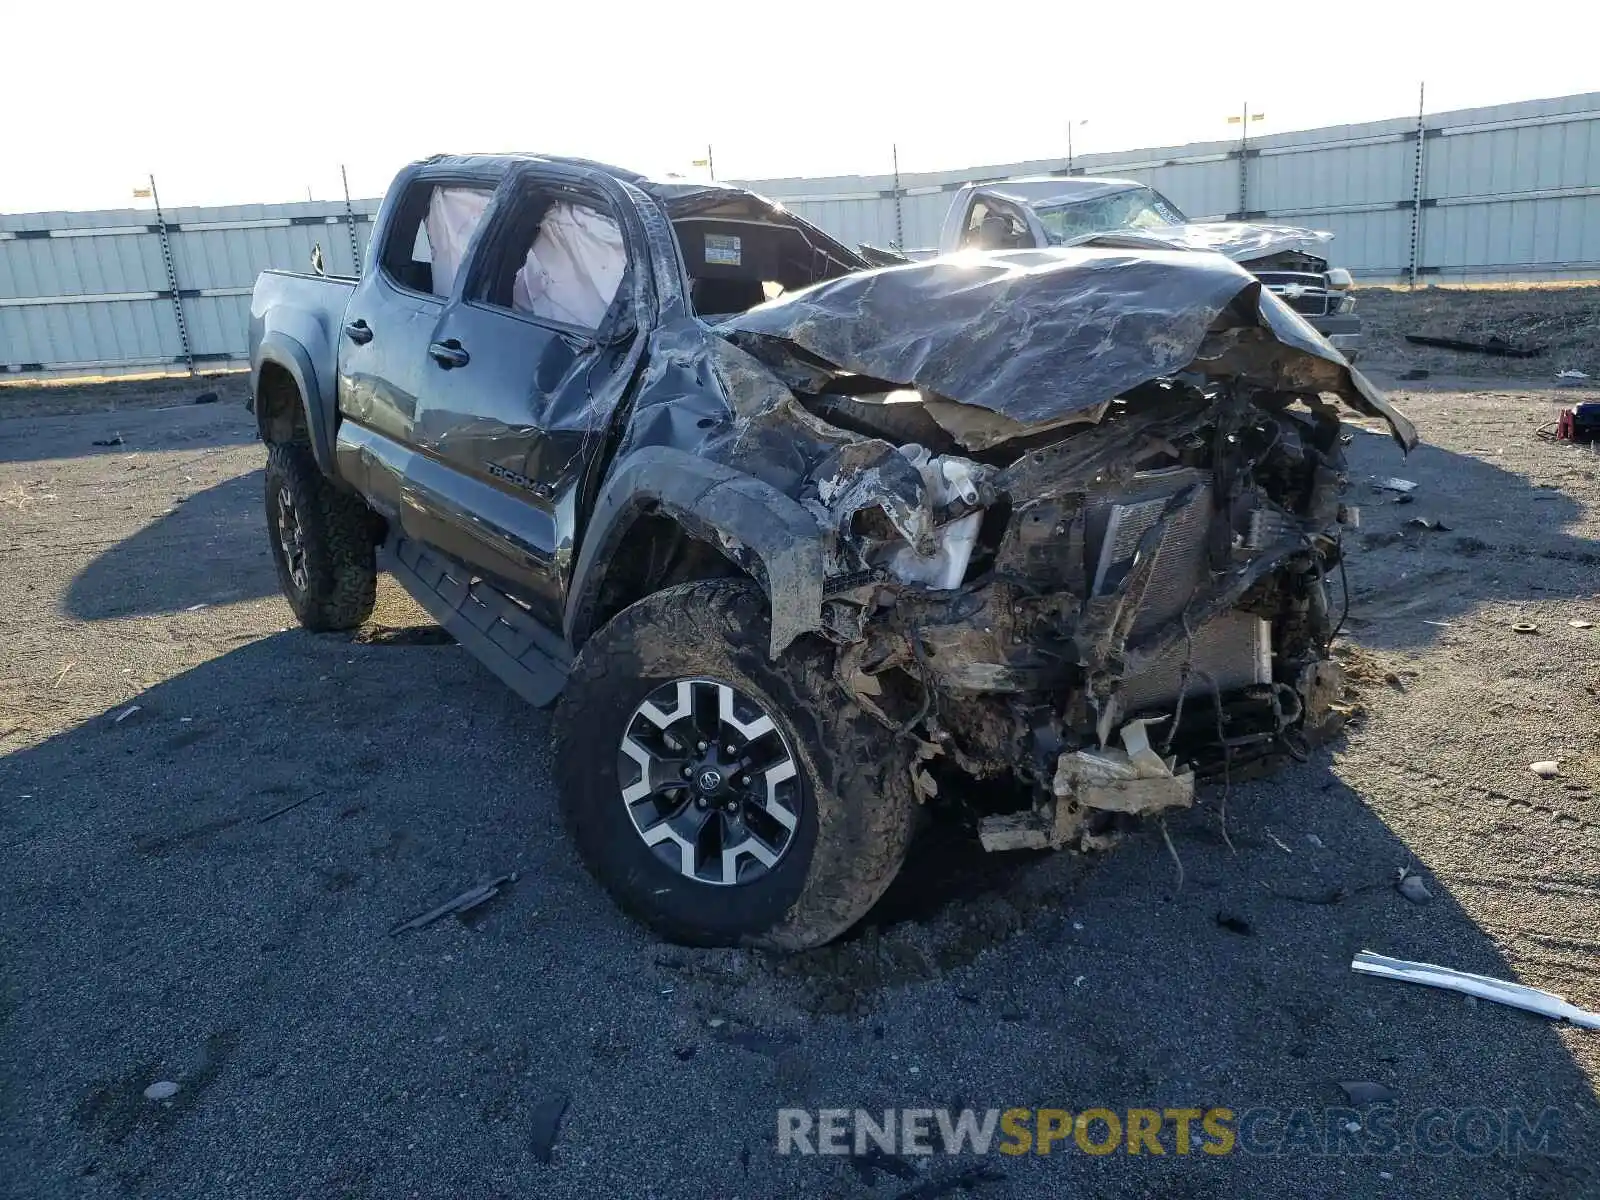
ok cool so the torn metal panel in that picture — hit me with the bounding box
[720,248,1260,427]
[718,246,1413,449]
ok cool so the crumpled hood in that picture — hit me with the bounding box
[1070,222,1334,264]
[717,246,1416,450]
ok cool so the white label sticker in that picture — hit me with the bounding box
[703,233,742,266]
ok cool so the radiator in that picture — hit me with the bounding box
[1086,468,1271,711]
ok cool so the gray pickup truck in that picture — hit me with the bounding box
[248,153,1414,950]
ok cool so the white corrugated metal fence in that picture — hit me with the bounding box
[2,92,1597,379]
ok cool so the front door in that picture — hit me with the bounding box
[406,166,651,626]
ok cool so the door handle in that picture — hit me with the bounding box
[428,339,470,369]
[343,319,373,345]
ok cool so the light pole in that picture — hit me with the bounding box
[1066,119,1088,175]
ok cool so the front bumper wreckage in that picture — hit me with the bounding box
[682,247,1415,851]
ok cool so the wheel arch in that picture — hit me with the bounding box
[252,333,337,477]
[564,447,828,659]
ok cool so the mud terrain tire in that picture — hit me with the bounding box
[554,580,916,950]
[264,442,377,631]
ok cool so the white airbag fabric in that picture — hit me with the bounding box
[424,187,492,297]
[512,203,626,329]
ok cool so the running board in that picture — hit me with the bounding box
[383,535,570,708]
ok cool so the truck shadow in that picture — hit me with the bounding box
[4,636,1594,1197]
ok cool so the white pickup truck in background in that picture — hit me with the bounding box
[917,176,1362,353]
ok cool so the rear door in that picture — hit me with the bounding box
[404,163,663,627]
[334,167,498,514]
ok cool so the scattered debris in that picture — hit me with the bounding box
[142,1081,180,1101]
[1528,761,1561,778]
[112,705,142,724]
[1351,950,1600,1030]
[91,435,125,447]
[193,392,219,405]
[1396,869,1433,905]
[1421,620,1454,628]
[706,1017,727,1029]
[1555,369,1591,385]
[256,790,326,824]
[1512,622,1540,635]
[1398,368,1430,381]
[1405,517,1451,532]
[1570,619,1594,629]
[1267,831,1294,855]
[1215,912,1254,936]
[528,1088,571,1164]
[1306,833,1325,850]
[387,873,517,935]
[1403,333,1543,358]
[1338,1080,1398,1105]
[1372,477,1418,494]
[51,662,75,687]
[184,603,209,612]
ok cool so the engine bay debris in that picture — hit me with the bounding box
[631,245,1417,856]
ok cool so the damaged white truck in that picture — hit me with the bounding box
[247,154,1416,950]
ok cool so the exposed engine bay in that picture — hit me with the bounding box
[664,245,1418,853]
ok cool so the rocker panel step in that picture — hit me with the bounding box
[383,535,570,708]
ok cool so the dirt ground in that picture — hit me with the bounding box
[1,373,1597,1198]
[1352,283,1600,381]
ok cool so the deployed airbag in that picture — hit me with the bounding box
[424,187,493,297]
[513,202,627,329]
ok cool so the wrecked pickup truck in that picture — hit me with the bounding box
[915,176,1364,354]
[247,153,1415,950]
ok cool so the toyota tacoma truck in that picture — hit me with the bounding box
[248,153,1415,950]
[913,177,1363,354]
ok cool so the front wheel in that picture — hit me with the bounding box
[553,580,917,950]
[264,442,377,631]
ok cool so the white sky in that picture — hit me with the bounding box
[4,0,1597,214]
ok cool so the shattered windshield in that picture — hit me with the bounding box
[1035,186,1185,244]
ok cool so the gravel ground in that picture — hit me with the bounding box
[1,383,1596,1199]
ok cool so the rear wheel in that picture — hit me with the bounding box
[554,579,916,950]
[264,442,376,631]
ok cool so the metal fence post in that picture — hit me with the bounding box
[1238,103,1250,218]
[341,164,362,277]
[1408,83,1426,287]
[148,175,193,374]
[892,144,905,250]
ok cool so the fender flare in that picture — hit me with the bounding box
[252,332,338,478]
[565,446,828,659]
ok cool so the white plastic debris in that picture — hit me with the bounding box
[886,445,988,589]
[1529,761,1560,778]
[1372,477,1418,494]
[1351,950,1600,1030]
[1555,369,1591,383]
[1570,619,1595,630]
[113,705,142,724]
[143,1081,180,1101]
